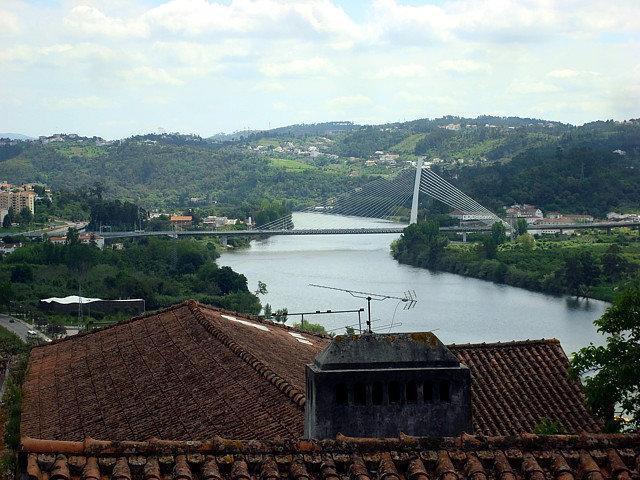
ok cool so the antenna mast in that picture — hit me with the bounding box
[309,284,417,333]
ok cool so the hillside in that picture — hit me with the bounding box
[0,117,638,216]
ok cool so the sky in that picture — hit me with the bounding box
[0,0,639,139]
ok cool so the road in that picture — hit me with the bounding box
[5,220,88,238]
[0,313,51,342]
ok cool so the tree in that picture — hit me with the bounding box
[562,250,600,296]
[65,227,80,245]
[10,264,34,283]
[392,221,448,268]
[2,207,14,228]
[18,207,33,225]
[515,233,536,250]
[571,279,640,431]
[263,303,272,318]
[602,244,628,281]
[0,281,12,308]
[255,281,268,296]
[515,218,528,236]
[274,308,288,323]
[491,222,507,245]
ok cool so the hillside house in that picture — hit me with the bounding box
[170,215,193,228]
[506,204,543,224]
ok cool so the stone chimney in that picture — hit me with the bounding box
[304,333,471,439]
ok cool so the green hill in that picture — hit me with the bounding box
[1,117,638,217]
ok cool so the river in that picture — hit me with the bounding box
[220,213,607,355]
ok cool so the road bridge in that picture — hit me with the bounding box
[86,220,640,242]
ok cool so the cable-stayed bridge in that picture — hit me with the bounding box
[91,160,505,241]
[76,160,639,241]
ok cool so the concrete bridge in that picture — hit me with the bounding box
[88,220,640,244]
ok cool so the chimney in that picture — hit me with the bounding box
[304,333,471,439]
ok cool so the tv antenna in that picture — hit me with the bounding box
[309,284,417,333]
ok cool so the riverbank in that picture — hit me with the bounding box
[391,225,640,303]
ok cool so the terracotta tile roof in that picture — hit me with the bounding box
[20,433,640,480]
[449,341,601,435]
[21,301,599,443]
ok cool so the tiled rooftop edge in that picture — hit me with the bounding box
[448,338,561,348]
[21,433,640,455]
[28,300,332,352]
[186,301,307,408]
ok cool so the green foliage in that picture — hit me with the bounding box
[345,325,356,335]
[561,250,601,296]
[0,325,26,356]
[392,221,449,268]
[293,321,329,335]
[571,279,640,431]
[0,237,261,315]
[533,418,566,435]
[18,207,33,225]
[515,218,528,236]
[393,228,640,302]
[3,353,29,450]
[273,308,288,323]
[263,303,272,318]
[10,264,33,283]
[515,233,536,250]
[452,120,640,216]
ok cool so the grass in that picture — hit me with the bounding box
[391,133,425,154]
[53,145,106,159]
[270,158,317,172]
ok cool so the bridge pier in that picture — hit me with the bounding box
[410,158,423,224]
[462,232,467,243]
[220,236,228,247]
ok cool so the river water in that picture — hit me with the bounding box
[220,213,607,355]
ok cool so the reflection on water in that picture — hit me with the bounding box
[565,296,602,311]
[221,213,608,355]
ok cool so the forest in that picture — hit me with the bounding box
[1,117,638,219]
[391,221,640,302]
[0,234,262,328]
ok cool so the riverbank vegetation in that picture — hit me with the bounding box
[0,234,261,329]
[391,221,640,302]
[571,279,640,431]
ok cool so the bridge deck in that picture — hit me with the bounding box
[89,220,639,239]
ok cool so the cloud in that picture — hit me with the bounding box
[437,59,491,74]
[0,9,21,35]
[327,94,373,110]
[260,57,338,78]
[43,96,112,109]
[508,81,561,95]
[547,69,580,79]
[64,5,149,38]
[118,66,185,86]
[374,64,429,79]
[144,0,361,42]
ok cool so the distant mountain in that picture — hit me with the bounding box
[0,133,34,140]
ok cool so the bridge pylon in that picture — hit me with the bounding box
[409,158,423,224]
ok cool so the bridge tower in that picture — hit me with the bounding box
[410,158,423,224]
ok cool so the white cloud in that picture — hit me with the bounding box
[508,81,561,95]
[327,94,373,110]
[64,5,149,38]
[438,59,491,74]
[375,64,429,79]
[43,96,112,109]
[547,69,580,79]
[118,66,185,86]
[0,9,21,35]
[260,57,338,78]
